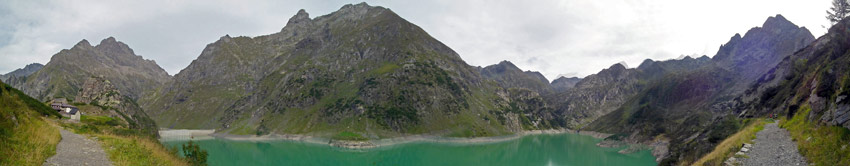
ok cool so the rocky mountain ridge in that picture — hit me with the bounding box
[549,55,713,128]
[140,3,567,138]
[584,14,816,164]
[8,37,171,101]
[0,63,43,82]
[550,76,581,92]
[480,60,553,94]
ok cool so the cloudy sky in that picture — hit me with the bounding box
[0,0,833,80]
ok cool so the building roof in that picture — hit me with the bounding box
[68,108,78,115]
[60,104,76,108]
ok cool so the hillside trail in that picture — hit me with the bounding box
[43,128,113,166]
[738,122,808,166]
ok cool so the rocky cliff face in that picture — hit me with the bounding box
[712,14,816,94]
[75,77,158,136]
[0,63,43,82]
[141,3,565,138]
[584,15,815,164]
[739,16,850,130]
[75,77,121,106]
[9,37,170,101]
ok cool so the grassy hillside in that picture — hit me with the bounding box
[61,114,188,166]
[0,81,61,165]
[694,119,767,166]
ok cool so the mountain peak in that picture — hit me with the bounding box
[340,2,373,11]
[335,2,390,18]
[280,9,314,34]
[101,36,118,44]
[23,63,43,69]
[95,37,134,55]
[497,60,518,68]
[551,76,582,91]
[609,63,627,71]
[762,14,799,32]
[73,39,92,49]
[637,59,656,69]
[289,9,310,24]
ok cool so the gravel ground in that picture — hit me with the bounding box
[739,123,808,166]
[43,129,113,166]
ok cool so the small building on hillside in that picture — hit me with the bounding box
[52,102,81,120]
[51,103,62,111]
[63,106,80,120]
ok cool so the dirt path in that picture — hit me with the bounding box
[739,123,808,166]
[43,129,113,166]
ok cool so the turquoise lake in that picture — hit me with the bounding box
[162,133,657,166]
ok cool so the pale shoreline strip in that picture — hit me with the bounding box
[158,128,614,149]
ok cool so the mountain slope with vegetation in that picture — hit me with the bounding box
[142,3,565,138]
[738,16,850,165]
[0,80,61,165]
[549,55,712,128]
[584,15,816,165]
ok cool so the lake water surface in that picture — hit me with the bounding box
[162,132,657,166]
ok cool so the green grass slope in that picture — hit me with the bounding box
[0,81,61,165]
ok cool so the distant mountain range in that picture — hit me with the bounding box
[0,63,43,82]
[7,3,849,165]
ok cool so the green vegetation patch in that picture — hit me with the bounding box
[0,81,62,165]
[82,115,122,126]
[98,134,188,166]
[332,131,368,141]
[694,119,767,166]
[780,105,850,166]
[370,63,400,75]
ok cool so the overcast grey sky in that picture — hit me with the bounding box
[0,0,833,80]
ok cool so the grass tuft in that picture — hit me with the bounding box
[693,118,766,166]
[0,117,61,166]
[332,131,368,141]
[0,81,62,166]
[779,105,850,165]
[97,134,188,166]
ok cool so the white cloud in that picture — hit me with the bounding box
[0,0,833,81]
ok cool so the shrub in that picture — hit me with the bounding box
[182,139,208,166]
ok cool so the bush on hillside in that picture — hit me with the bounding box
[182,139,208,166]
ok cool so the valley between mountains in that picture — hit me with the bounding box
[4,2,850,165]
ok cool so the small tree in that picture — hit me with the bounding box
[182,138,208,166]
[827,0,850,25]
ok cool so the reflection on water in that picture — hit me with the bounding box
[162,133,657,166]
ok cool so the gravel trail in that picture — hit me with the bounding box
[43,129,113,166]
[739,123,808,166]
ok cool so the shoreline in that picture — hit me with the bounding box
[159,128,614,149]
[158,129,216,141]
